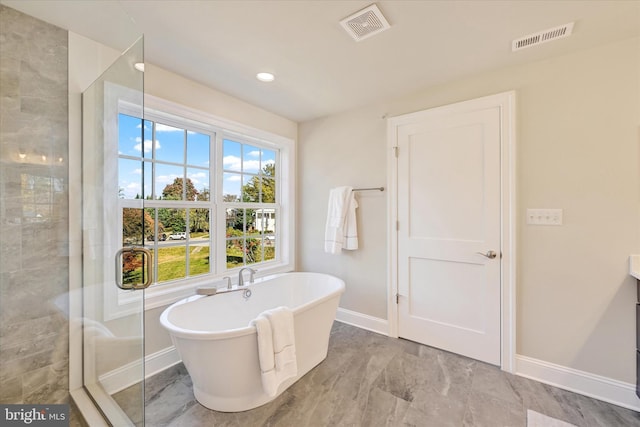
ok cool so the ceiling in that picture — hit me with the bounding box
[3,0,639,122]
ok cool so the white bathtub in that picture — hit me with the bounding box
[159,272,345,412]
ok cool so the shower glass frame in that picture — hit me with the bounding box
[81,36,146,426]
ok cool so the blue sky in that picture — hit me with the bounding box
[222,139,276,200]
[118,114,275,200]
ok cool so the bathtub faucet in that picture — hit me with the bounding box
[238,267,257,286]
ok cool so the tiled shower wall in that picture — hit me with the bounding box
[0,5,70,404]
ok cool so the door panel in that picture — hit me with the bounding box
[408,123,485,240]
[397,102,501,365]
[408,257,486,332]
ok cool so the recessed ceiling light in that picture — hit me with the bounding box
[134,62,145,72]
[256,72,275,82]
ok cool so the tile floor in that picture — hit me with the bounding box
[119,322,640,426]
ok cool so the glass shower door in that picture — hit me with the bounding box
[81,37,147,426]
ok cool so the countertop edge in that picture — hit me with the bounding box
[630,255,640,280]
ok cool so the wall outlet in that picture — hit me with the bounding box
[527,208,563,225]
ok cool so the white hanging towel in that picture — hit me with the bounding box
[250,306,297,397]
[324,186,359,254]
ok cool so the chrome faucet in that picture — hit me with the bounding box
[238,267,256,286]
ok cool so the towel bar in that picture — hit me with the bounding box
[352,187,384,192]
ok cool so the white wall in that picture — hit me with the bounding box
[145,65,297,141]
[297,106,389,319]
[298,37,640,386]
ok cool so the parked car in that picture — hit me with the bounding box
[169,232,186,240]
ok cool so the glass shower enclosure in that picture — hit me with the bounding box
[81,37,149,426]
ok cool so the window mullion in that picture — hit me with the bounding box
[151,120,157,200]
[183,129,187,201]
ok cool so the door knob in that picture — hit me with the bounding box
[476,250,497,259]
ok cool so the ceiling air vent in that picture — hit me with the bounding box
[512,22,574,51]
[340,4,391,42]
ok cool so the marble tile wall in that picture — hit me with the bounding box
[0,4,70,404]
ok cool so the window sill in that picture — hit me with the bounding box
[143,262,295,311]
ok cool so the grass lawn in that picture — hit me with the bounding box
[157,246,210,282]
[124,242,275,284]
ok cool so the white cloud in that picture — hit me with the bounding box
[188,171,208,179]
[120,181,142,199]
[247,150,260,157]
[134,139,161,153]
[225,175,241,182]
[132,168,142,175]
[155,123,182,132]
[223,155,271,173]
[187,171,208,186]
[223,155,241,170]
[243,160,260,172]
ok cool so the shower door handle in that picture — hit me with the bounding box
[476,250,497,259]
[115,247,153,290]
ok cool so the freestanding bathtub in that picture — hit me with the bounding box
[159,272,345,412]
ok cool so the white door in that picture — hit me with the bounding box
[395,96,502,365]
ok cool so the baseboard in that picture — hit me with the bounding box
[335,307,389,336]
[99,346,181,395]
[516,354,640,412]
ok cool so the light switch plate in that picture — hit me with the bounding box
[527,208,563,225]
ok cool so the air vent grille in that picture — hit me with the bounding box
[340,4,391,42]
[512,22,574,51]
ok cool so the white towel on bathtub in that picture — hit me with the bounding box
[250,306,297,397]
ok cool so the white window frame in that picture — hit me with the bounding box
[218,131,280,271]
[104,88,295,318]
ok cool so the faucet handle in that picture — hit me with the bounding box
[222,276,232,289]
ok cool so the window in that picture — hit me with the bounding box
[222,138,277,268]
[113,97,295,306]
[118,114,213,285]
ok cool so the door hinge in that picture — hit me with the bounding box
[393,146,399,158]
[395,293,400,304]
[396,220,399,231]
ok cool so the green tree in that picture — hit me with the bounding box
[160,178,201,233]
[162,178,199,201]
[227,208,245,232]
[190,208,209,233]
[159,208,186,233]
[199,187,210,201]
[122,208,155,244]
[242,163,275,203]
